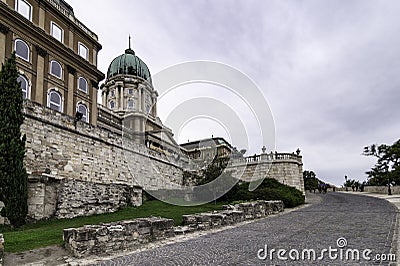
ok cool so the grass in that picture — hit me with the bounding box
[0,200,224,253]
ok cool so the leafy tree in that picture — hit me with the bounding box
[303,170,319,192]
[363,140,400,185]
[0,53,28,227]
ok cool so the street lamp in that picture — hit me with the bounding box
[386,165,392,196]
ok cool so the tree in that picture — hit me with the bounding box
[0,53,28,227]
[363,139,400,186]
[303,170,319,192]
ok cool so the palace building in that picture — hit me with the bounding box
[0,0,104,125]
[0,0,304,222]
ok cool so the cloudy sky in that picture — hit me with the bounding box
[68,0,400,186]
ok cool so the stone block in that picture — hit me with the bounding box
[64,217,174,258]
[0,234,4,266]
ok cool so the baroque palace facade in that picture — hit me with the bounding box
[0,0,304,223]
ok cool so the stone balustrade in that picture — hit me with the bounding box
[238,152,302,164]
[182,200,284,230]
[63,217,174,258]
[0,234,4,266]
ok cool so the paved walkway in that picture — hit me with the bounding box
[85,192,398,265]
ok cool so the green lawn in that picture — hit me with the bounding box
[0,200,224,253]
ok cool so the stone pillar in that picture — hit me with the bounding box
[92,48,97,67]
[152,92,158,117]
[120,86,124,110]
[0,24,8,65]
[67,66,76,117]
[38,5,46,30]
[35,46,47,105]
[68,29,74,50]
[0,234,3,266]
[91,80,98,125]
[138,87,142,112]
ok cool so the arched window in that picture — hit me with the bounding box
[127,99,135,109]
[17,75,29,99]
[109,101,115,109]
[15,39,30,61]
[77,103,88,123]
[50,60,62,79]
[48,90,62,112]
[78,77,88,93]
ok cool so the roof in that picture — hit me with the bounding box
[180,137,233,151]
[107,48,152,84]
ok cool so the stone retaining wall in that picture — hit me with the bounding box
[182,200,284,230]
[0,234,4,266]
[22,100,183,220]
[28,175,142,220]
[63,217,174,258]
[64,200,285,258]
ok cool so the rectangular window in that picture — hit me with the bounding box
[51,22,64,43]
[16,0,32,21]
[78,42,88,60]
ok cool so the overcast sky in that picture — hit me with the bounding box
[68,0,400,186]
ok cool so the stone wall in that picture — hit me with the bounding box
[0,234,3,266]
[64,200,284,258]
[63,217,174,258]
[22,100,184,220]
[362,186,400,194]
[182,200,284,230]
[56,179,142,219]
[22,100,183,189]
[228,153,305,194]
[27,174,142,220]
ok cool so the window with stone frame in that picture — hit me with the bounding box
[127,99,135,109]
[17,75,29,99]
[109,101,115,109]
[51,22,64,43]
[15,39,30,62]
[15,0,32,21]
[78,42,88,60]
[77,103,88,123]
[48,90,62,112]
[110,89,115,97]
[78,77,88,93]
[50,60,63,79]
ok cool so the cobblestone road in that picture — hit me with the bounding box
[96,193,398,265]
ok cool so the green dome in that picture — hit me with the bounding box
[107,48,152,84]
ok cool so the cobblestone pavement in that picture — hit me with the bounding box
[94,193,397,266]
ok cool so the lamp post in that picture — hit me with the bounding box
[386,165,392,196]
[345,175,348,192]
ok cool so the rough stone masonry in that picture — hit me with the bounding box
[0,234,4,266]
[64,200,284,258]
